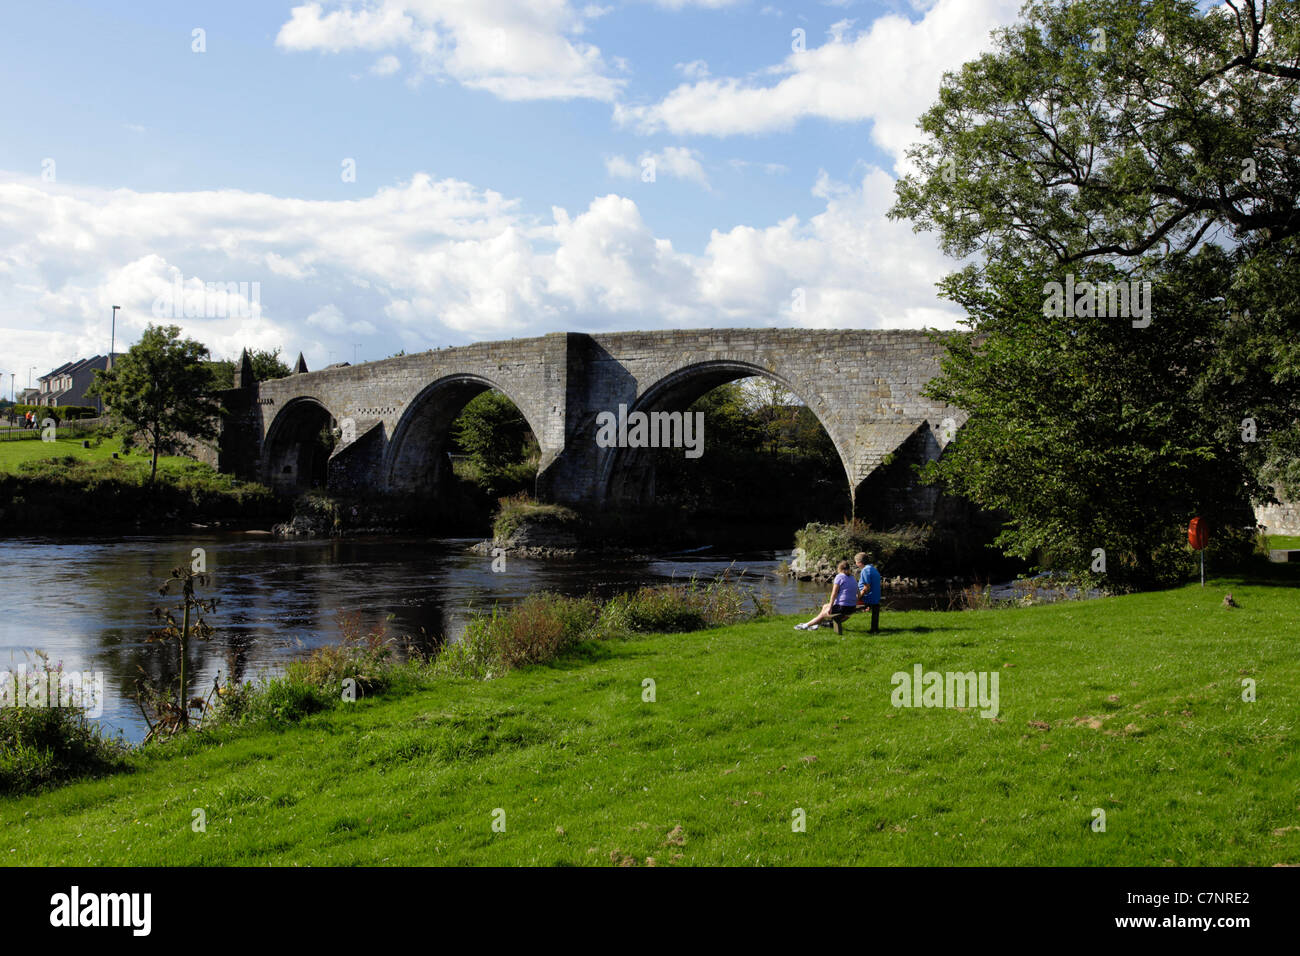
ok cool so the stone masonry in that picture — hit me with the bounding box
[220,329,967,517]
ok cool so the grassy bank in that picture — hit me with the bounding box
[2,570,1297,866]
[0,437,280,531]
[0,435,197,475]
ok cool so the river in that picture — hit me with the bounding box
[2,532,945,742]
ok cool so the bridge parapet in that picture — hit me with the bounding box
[218,329,964,519]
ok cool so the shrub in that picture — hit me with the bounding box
[0,656,128,795]
[597,575,766,634]
[793,520,937,579]
[284,612,397,697]
[442,593,601,677]
[495,594,600,669]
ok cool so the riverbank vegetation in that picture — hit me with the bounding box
[2,563,1296,864]
[0,579,765,797]
[791,519,1027,583]
[0,449,279,532]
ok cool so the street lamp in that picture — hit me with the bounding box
[110,306,119,368]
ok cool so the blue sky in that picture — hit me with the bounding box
[0,0,1027,383]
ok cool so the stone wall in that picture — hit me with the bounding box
[220,329,963,520]
[1256,491,1300,536]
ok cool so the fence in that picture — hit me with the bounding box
[0,417,107,442]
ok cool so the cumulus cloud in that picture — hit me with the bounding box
[276,0,623,101]
[615,0,1021,167]
[0,166,961,379]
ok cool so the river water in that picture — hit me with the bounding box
[2,533,915,742]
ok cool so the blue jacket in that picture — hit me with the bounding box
[857,565,881,604]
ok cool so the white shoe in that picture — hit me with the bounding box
[794,623,810,631]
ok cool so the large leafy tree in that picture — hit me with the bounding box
[87,325,223,481]
[890,0,1300,586]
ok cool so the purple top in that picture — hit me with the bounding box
[832,572,858,608]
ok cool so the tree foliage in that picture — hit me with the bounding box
[87,325,223,481]
[451,389,539,494]
[889,0,1299,586]
[206,348,292,390]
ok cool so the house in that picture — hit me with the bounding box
[32,355,121,409]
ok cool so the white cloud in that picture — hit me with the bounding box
[615,0,1021,167]
[0,167,961,379]
[370,54,402,75]
[604,155,640,179]
[277,1,623,102]
[675,59,710,79]
[605,147,710,187]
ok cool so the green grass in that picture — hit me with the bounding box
[1265,535,1300,550]
[0,435,196,475]
[2,571,1297,866]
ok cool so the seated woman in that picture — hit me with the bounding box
[795,560,859,632]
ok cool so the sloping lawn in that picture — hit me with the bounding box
[0,435,196,475]
[2,571,1296,866]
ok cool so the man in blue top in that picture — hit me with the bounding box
[854,552,882,634]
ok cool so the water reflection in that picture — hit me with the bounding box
[0,533,844,742]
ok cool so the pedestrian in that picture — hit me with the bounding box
[795,559,859,632]
[854,551,882,634]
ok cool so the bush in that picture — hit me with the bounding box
[442,594,600,678]
[0,657,128,795]
[284,612,397,697]
[597,575,765,634]
[793,520,937,579]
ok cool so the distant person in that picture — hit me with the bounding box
[854,552,882,634]
[795,560,858,631]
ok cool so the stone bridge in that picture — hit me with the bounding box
[216,330,966,522]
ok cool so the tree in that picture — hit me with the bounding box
[205,347,292,390]
[87,325,223,481]
[451,390,538,490]
[889,0,1299,585]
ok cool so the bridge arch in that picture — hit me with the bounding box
[384,373,544,495]
[262,396,338,493]
[598,359,854,509]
